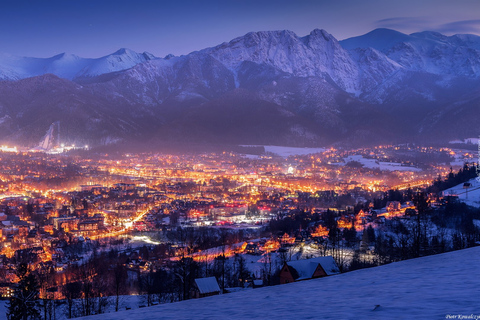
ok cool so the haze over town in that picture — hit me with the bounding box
[0,1,479,319]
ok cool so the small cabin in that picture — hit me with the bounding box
[192,277,221,298]
[279,256,340,284]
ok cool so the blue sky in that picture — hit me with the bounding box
[0,0,479,58]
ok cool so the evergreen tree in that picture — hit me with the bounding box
[7,263,40,320]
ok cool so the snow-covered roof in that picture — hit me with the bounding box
[286,256,340,280]
[195,277,221,294]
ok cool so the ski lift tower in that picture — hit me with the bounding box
[463,182,471,199]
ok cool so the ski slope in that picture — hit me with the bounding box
[443,178,480,208]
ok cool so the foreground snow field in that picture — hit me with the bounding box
[77,247,480,320]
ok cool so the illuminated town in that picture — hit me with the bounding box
[0,141,478,313]
[2,0,480,318]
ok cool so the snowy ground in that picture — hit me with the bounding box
[449,148,477,167]
[0,295,148,320]
[78,247,480,320]
[0,301,6,320]
[334,155,421,172]
[449,138,479,145]
[443,178,480,208]
[242,145,326,157]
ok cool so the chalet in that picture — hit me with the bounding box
[279,256,340,284]
[0,283,14,298]
[192,277,221,298]
[386,201,401,212]
[244,243,260,255]
[280,233,295,245]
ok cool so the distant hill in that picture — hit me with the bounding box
[78,247,480,319]
[1,28,479,148]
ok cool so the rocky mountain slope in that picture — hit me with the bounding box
[0,28,479,148]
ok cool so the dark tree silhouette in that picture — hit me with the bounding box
[7,263,40,320]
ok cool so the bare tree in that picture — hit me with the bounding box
[112,263,127,312]
[62,282,81,319]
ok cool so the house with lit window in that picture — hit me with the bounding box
[279,256,340,284]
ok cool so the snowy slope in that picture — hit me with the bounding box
[443,178,480,208]
[79,247,480,320]
[341,28,480,77]
[206,29,401,95]
[334,155,422,172]
[0,49,155,80]
[241,145,326,157]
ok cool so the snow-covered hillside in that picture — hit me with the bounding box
[78,247,480,320]
[333,154,421,172]
[341,28,480,77]
[443,178,480,208]
[0,49,155,80]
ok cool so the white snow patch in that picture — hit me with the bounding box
[449,138,479,145]
[241,145,326,157]
[334,155,421,172]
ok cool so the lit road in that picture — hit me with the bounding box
[90,205,153,240]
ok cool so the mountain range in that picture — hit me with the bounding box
[0,28,479,148]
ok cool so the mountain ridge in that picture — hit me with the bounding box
[0,28,479,148]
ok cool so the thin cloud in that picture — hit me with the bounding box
[375,17,480,35]
[435,19,480,34]
[375,17,431,31]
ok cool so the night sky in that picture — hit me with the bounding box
[1,0,479,58]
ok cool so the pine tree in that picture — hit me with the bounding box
[7,263,40,320]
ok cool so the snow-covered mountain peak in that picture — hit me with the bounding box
[0,48,156,80]
[106,48,150,62]
[449,33,480,50]
[340,28,411,51]
[341,28,480,78]
[72,49,155,79]
[306,28,335,42]
[112,48,136,56]
[1,28,480,146]
[0,27,479,93]
[50,52,81,60]
[410,31,447,42]
[142,51,156,60]
[235,30,300,49]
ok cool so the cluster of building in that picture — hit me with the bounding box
[0,143,474,299]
